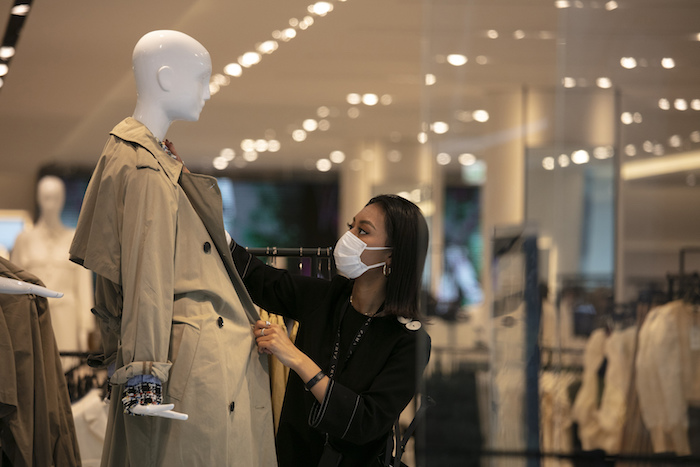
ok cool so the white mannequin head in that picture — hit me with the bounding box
[36,175,65,225]
[132,30,212,140]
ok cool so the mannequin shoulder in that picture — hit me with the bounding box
[101,135,159,173]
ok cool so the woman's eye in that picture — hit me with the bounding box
[358,227,368,235]
[346,223,354,230]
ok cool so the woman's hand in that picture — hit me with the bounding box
[163,139,190,173]
[254,319,330,401]
[254,320,303,369]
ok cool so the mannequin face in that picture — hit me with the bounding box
[132,30,212,127]
[37,176,65,218]
[163,55,212,122]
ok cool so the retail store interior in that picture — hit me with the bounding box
[1,0,700,465]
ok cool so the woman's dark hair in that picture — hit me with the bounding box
[366,194,429,320]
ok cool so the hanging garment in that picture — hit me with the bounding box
[595,325,637,454]
[71,388,109,467]
[635,301,690,455]
[0,257,82,466]
[491,304,526,467]
[571,327,607,451]
[540,371,577,467]
[260,309,299,434]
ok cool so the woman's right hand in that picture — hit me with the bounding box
[253,320,303,369]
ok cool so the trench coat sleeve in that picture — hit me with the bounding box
[110,163,176,385]
[230,241,334,322]
[308,326,430,445]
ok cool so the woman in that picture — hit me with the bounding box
[231,194,431,466]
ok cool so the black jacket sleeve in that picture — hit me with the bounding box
[230,240,341,322]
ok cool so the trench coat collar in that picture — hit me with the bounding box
[111,117,183,183]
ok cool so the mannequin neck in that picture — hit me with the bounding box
[133,101,172,141]
[36,212,65,233]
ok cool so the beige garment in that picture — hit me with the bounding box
[0,257,82,467]
[595,325,637,454]
[69,117,276,467]
[672,301,700,406]
[540,371,576,467]
[635,302,690,455]
[571,327,607,451]
[259,310,299,434]
[571,326,638,454]
[491,305,526,467]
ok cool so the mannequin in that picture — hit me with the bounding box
[11,175,94,371]
[69,30,276,466]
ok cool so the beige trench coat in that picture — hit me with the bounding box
[69,118,276,466]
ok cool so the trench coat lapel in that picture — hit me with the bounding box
[178,172,261,324]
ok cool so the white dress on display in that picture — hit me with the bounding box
[11,176,94,371]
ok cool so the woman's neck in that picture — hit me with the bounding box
[350,276,387,317]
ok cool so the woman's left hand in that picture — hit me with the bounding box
[254,320,303,369]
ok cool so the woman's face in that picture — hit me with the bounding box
[347,203,392,268]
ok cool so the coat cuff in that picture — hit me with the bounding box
[110,360,172,385]
[308,379,362,440]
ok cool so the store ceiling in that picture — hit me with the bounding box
[0,0,699,180]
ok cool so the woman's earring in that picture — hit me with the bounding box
[383,264,392,277]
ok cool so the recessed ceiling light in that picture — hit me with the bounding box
[446,54,467,66]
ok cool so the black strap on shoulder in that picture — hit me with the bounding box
[383,394,436,466]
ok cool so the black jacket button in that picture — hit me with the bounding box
[203,242,212,253]
[229,401,235,412]
[217,317,224,328]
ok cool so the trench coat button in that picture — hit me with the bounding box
[203,242,212,253]
[229,401,235,413]
[217,317,224,328]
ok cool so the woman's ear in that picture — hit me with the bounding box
[156,65,175,92]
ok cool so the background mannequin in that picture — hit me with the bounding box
[69,30,276,466]
[11,175,94,371]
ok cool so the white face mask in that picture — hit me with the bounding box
[333,230,391,279]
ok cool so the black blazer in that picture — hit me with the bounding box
[231,243,430,467]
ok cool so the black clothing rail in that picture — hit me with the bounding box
[245,246,333,276]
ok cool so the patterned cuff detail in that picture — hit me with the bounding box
[121,377,163,415]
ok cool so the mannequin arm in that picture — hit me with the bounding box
[0,277,63,298]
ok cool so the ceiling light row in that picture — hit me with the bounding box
[562,76,614,89]
[435,152,480,167]
[624,131,700,157]
[658,98,700,111]
[620,56,676,70]
[555,0,618,10]
[208,0,346,94]
[541,147,614,170]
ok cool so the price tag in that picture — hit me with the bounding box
[691,324,700,351]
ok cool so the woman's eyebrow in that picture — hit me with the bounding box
[358,219,376,230]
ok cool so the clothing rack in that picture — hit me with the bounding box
[245,246,333,277]
[60,351,109,403]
